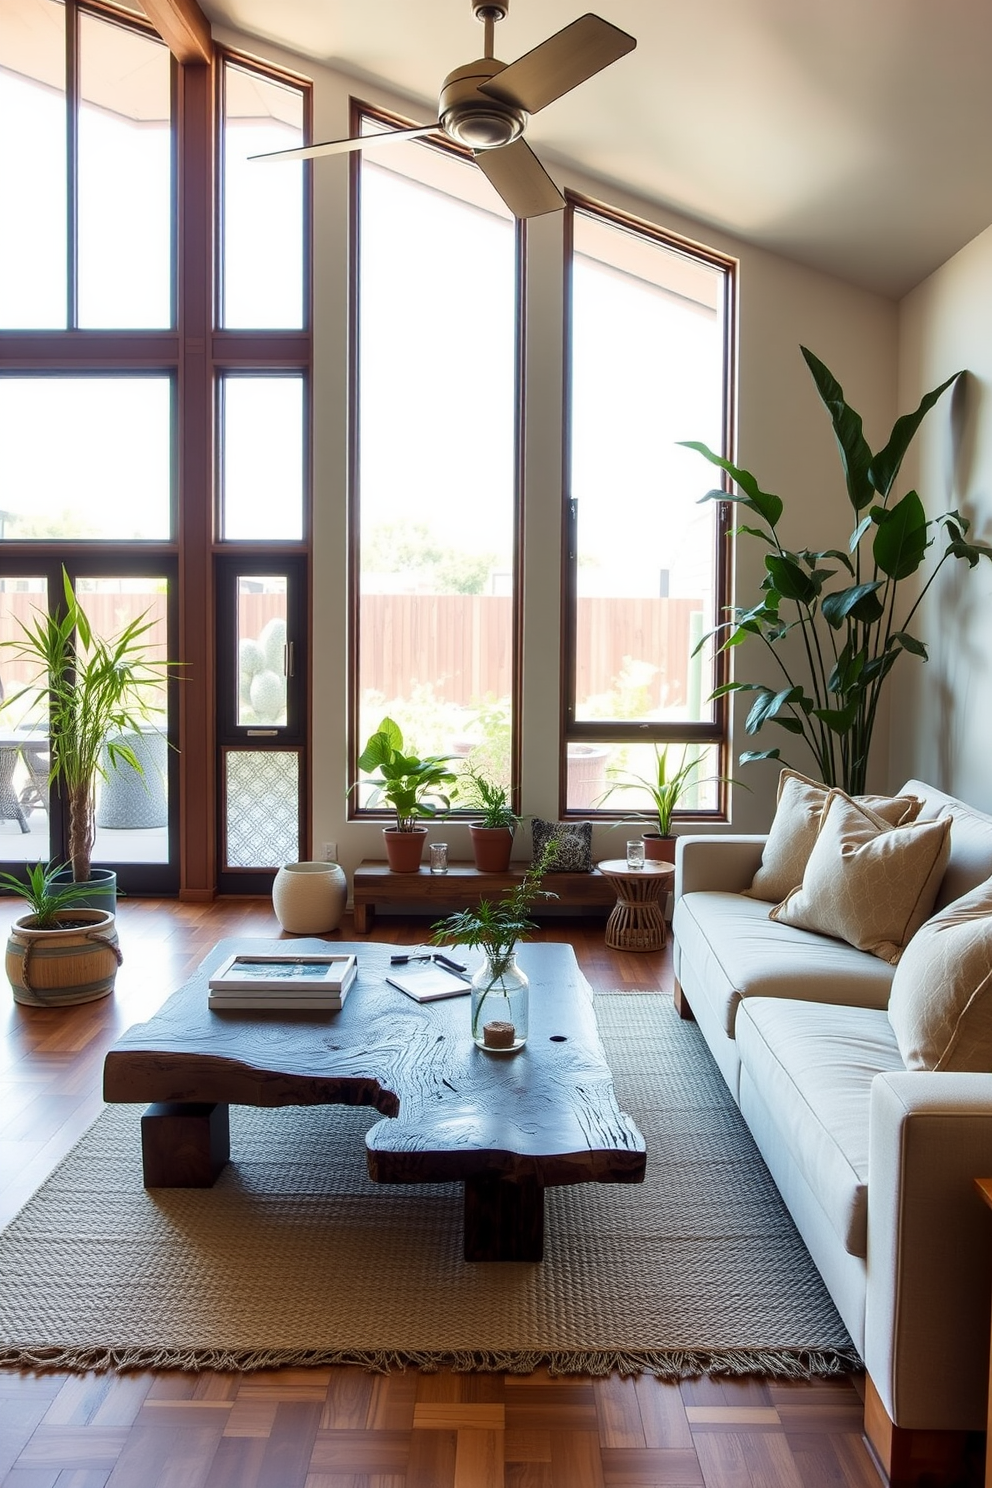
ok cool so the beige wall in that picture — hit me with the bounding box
[893,225,992,810]
[219,28,899,879]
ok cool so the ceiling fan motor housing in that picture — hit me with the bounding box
[439,59,526,150]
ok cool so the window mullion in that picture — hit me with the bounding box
[66,0,79,328]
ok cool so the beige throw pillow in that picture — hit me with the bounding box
[888,880,992,1071]
[746,769,924,903]
[770,790,951,963]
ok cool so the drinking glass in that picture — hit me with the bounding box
[430,842,449,874]
[626,839,645,869]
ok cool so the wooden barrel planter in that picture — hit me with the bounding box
[6,910,123,1007]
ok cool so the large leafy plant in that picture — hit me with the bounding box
[683,348,992,795]
[0,570,175,884]
[355,716,457,831]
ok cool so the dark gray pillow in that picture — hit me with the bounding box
[531,817,593,873]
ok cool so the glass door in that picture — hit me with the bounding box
[216,557,307,894]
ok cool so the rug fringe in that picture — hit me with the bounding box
[0,1343,863,1379]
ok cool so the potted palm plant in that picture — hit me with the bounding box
[355,716,458,872]
[1,861,120,1006]
[0,569,176,896]
[429,837,559,1051]
[599,744,717,863]
[455,767,519,873]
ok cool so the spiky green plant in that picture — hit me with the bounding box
[0,861,112,929]
[454,766,519,831]
[0,569,177,883]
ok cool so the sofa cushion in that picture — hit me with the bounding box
[746,769,923,904]
[770,791,951,964]
[888,878,992,1071]
[672,890,895,1038]
[933,802,992,910]
[530,817,592,872]
[736,997,905,1257]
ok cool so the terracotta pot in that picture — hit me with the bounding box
[6,909,122,1007]
[643,832,676,864]
[469,824,514,873]
[383,826,428,873]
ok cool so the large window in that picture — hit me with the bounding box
[564,198,734,816]
[352,112,520,806]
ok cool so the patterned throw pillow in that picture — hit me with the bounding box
[531,817,593,873]
[888,878,992,1070]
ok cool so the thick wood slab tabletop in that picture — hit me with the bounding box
[103,939,646,1190]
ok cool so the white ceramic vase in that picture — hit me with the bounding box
[272,861,347,933]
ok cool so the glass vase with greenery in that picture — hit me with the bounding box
[429,839,559,1050]
[682,347,992,794]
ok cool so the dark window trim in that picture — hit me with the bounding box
[560,189,737,819]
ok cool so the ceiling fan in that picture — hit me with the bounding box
[251,0,636,220]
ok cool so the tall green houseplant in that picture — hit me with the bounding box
[684,348,992,794]
[0,569,176,884]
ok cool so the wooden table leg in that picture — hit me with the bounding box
[463,1175,545,1261]
[140,1101,230,1187]
[353,902,374,933]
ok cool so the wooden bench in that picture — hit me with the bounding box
[352,860,614,933]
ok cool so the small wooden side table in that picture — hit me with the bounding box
[597,859,675,953]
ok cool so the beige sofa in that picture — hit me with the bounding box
[672,780,992,1487]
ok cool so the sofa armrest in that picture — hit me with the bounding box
[674,835,767,899]
[866,1071,992,1432]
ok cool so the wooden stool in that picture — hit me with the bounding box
[596,859,675,953]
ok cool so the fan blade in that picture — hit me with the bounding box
[250,122,441,164]
[479,14,635,116]
[474,139,565,219]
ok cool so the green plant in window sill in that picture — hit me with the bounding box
[453,767,519,831]
[353,715,458,832]
[597,744,740,838]
[682,347,992,795]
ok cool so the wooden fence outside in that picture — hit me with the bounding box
[360,594,703,709]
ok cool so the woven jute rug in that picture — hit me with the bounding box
[0,993,858,1379]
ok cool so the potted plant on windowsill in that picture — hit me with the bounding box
[355,716,458,872]
[455,767,520,873]
[0,568,177,901]
[598,744,721,863]
[1,861,121,1007]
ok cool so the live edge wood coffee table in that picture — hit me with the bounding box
[103,939,645,1262]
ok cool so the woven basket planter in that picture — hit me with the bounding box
[6,910,122,1007]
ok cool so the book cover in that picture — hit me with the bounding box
[208,952,357,994]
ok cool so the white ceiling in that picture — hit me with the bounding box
[200,0,992,299]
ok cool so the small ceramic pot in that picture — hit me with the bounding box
[272,861,347,933]
[382,827,428,873]
[468,824,514,873]
[643,833,676,864]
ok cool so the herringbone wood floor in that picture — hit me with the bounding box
[0,897,877,1487]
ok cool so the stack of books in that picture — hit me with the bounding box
[207,952,357,1011]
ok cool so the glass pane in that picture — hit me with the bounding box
[0,376,172,540]
[223,61,304,329]
[570,211,726,728]
[357,139,516,789]
[237,576,287,726]
[0,574,50,863]
[225,749,299,867]
[568,739,720,816]
[78,12,172,328]
[79,576,170,865]
[0,0,67,328]
[221,377,303,540]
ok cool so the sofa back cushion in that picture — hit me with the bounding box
[899,781,992,910]
[888,878,992,1070]
[769,791,951,964]
[746,769,922,903]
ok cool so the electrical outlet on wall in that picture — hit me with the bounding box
[323,842,337,863]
